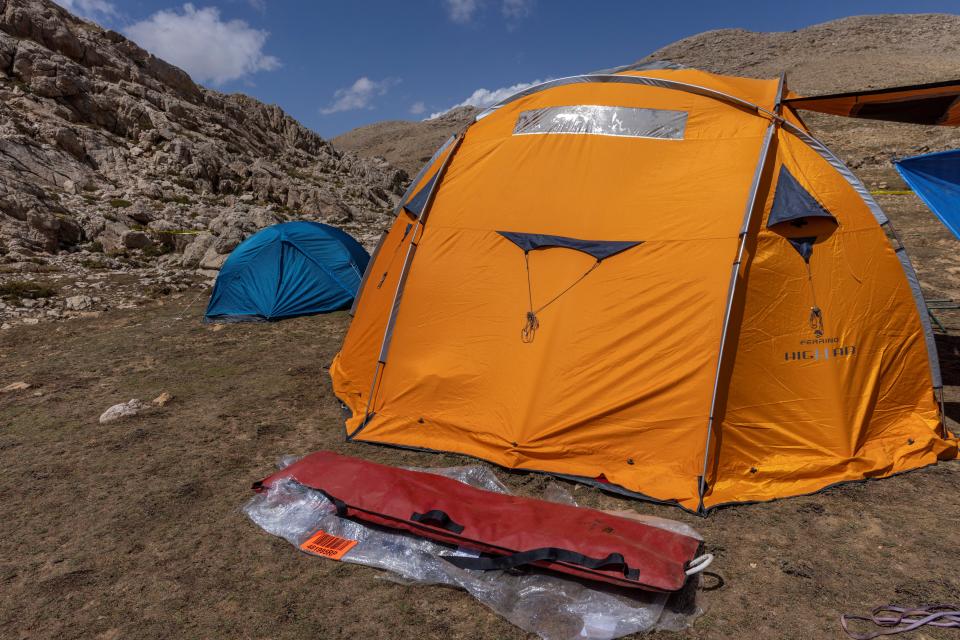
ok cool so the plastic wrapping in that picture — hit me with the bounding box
[245,460,702,640]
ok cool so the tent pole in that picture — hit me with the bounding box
[353,133,466,437]
[697,74,785,513]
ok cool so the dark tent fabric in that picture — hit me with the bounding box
[403,172,438,218]
[204,221,370,322]
[497,231,643,260]
[894,149,960,241]
[767,166,837,228]
[786,236,817,263]
[785,80,960,126]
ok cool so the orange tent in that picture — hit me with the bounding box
[785,79,960,126]
[332,66,956,513]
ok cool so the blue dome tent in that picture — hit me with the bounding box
[204,221,370,322]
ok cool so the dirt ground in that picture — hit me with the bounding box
[2,191,959,640]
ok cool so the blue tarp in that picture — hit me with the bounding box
[894,149,960,241]
[204,221,370,322]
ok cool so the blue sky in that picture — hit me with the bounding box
[65,0,959,138]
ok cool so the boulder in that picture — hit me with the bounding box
[180,232,214,268]
[199,245,227,270]
[64,294,92,310]
[98,399,146,424]
[121,230,152,249]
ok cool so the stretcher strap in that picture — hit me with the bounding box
[443,547,640,580]
[841,604,960,639]
[410,509,465,533]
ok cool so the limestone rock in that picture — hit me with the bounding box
[64,294,92,310]
[0,0,404,280]
[98,399,146,424]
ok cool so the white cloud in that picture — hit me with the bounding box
[248,0,267,12]
[444,0,481,23]
[124,4,280,86]
[409,101,427,116]
[321,77,399,115]
[428,79,544,119]
[501,0,533,21]
[443,0,533,25]
[58,0,118,20]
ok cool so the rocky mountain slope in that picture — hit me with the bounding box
[0,0,407,327]
[643,14,960,96]
[639,13,960,183]
[4,7,960,330]
[341,14,960,187]
[333,106,478,177]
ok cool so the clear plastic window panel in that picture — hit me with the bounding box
[514,105,687,140]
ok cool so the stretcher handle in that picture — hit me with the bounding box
[443,547,640,581]
[410,509,465,534]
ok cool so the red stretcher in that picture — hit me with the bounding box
[254,451,705,592]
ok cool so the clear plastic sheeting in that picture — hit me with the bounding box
[513,105,687,140]
[245,460,703,640]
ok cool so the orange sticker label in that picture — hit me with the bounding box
[299,530,358,560]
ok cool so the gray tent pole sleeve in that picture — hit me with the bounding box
[377,134,465,364]
[476,74,780,123]
[697,74,785,513]
[350,229,388,316]
[353,133,466,435]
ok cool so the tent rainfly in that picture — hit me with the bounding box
[205,221,369,322]
[332,66,957,513]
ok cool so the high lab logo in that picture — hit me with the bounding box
[785,342,856,362]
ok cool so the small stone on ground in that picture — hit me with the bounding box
[99,399,146,424]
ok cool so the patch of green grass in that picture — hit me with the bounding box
[0,279,58,303]
[162,195,191,205]
[79,258,107,270]
[109,199,133,209]
[88,240,103,253]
